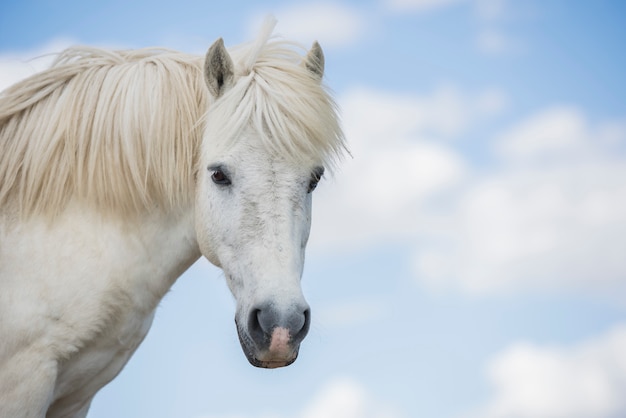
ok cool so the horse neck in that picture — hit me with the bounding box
[126,206,201,304]
[5,202,201,314]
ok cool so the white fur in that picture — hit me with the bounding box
[0,205,199,417]
[0,18,346,418]
[196,130,314,330]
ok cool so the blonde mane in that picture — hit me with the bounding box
[0,25,345,219]
[205,26,345,170]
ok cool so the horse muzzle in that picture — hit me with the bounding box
[236,301,311,368]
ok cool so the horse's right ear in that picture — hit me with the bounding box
[204,38,234,98]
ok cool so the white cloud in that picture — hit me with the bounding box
[495,106,597,161]
[250,3,367,49]
[311,135,464,252]
[0,38,76,92]
[198,377,403,418]
[301,378,401,418]
[412,107,626,295]
[311,86,504,252]
[473,324,626,418]
[309,87,626,298]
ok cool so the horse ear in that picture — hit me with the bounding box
[302,41,324,81]
[204,38,235,97]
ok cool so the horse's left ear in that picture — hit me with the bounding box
[204,38,235,97]
[302,41,324,81]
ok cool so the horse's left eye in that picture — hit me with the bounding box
[210,167,231,186]
[307,167,324,194]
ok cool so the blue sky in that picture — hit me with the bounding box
[2,1,626,417]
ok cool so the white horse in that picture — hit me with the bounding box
[0,18,345,418]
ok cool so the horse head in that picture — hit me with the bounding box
[194,31,343,368]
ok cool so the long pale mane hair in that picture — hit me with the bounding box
[0,19,345,219]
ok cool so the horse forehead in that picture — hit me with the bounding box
[238,162,307,213]
[226,130,321,173]
[241,168,303,206]
[238,150,308,182]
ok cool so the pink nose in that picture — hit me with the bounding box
[269,327,290,351]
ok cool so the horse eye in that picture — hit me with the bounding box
[307,167,324,193]
[211,168,231,186]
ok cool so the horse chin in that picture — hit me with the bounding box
[246,352,298,369]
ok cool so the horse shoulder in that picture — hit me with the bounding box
[0,206,198,416]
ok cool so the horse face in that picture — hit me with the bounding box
[195,136,323,368]
[195,36,331,368]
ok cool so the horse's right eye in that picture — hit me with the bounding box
[210,167,231,186]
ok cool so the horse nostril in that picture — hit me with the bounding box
[294,307,311,341]
[247,308,265,344]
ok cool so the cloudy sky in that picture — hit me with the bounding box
[2,1,626,417]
